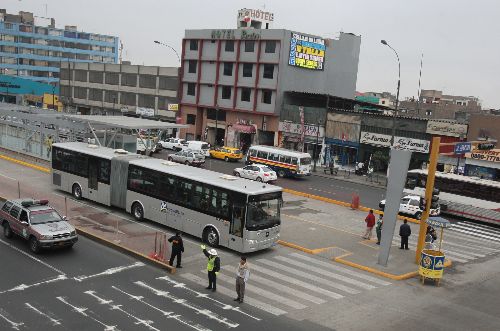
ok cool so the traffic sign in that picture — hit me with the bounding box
[454,142,472,154]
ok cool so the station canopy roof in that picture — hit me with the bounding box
[57,114,188,130]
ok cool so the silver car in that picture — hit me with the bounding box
[168,150,205,167]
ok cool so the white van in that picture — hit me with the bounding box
[137,137,157,156]
[181,141,210,157]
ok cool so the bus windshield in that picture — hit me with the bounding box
[300,157,311,165]
[246,192,281,231]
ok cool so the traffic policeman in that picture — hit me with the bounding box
[201,245,220,292]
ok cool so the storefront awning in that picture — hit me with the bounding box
[232,124,256,134]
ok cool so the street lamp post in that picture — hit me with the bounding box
[381,40,401,147]
[313,119,321,172]
[153,40,181,63]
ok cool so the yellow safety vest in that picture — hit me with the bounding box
[207,257,215,271]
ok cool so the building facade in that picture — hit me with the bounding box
[59,62,179,120]
[0,9,118,85]
[179,27,360,146]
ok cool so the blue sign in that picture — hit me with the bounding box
[454,142,471,154]
[0,75,58,96]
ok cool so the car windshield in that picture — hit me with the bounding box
[261,166,273,172]
[246,193,281,230]
[300,157,311,165]
[30,210,62,225]
[201,143,209,150]
[233,150,241,154]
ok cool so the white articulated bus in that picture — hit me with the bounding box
[51,142,282,252]
[246,145,312,177]
[404,169,500,225]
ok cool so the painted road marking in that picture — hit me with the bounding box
[56,296,119,331]
[0,275,67,295]
[290,253,392,286]
[220,265,327,305]
[0,311,24,330]
[448,227,500,242]
[212,271,308,310]
[404,238,485,260]
[250,262,345,298]
[390,239,469,263]
[73,262,145,282]
[451,223,500,239]
[25,303,61,326]
[134,281,238,328]
[273,256,377,290]
[180,273,287,316]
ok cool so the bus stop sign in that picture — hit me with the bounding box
[454,142,471,154]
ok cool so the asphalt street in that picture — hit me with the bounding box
[0,234,330,331]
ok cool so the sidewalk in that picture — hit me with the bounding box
[312,165,387,188]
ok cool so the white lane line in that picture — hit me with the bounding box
[405,239,480,260]
[0,275,67,294]
[157,275,261,321]
[86,290,160,331]
[0,238,65,275]
[25,303,61,326]
[57,296,120,331]
[461,221,500,232]
[73,262,145,282]
[180,273,287,316]
[390,240,470,263]
[250,262,346,298]
[444,227,500,245]
[451,223,500,239]
[0,172,17,182]
[220,265,326,305]
[211,271,307,310]
[112,286,211,331]
[274,256,377,290]
[0,311,24,330]
[290,253,392,286]
[434,239,499,254]
[134,281,238,328]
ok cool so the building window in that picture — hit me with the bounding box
[60,68,70,80]
[104,90,118,104]
[121,92,136,106]
[60,86,71,98]
[158,96,175,110]
[74,70,87,82]
[139,75,156,89]
[207,109,226,121]
[159,76,178,90]
[221,86,231,99]
[187,114,196,125]
[89,89,102,101]
[138,94,155,108]
[262,90,272,104]
[263,64,274,79]
[241,88,251,102]
[89,71,103,83]
[265,41,276,53]
[105,72,119,85]
[225,40,234,52]
[188,60,197,74]
[223,62,233,76]
[244,41,255,52]
[74,87,87,99]
[122,73,137,87]
[190,40,198,51]
[242,63,253,77]
[187,83,196,96]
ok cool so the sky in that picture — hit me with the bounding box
[4,0,500,108]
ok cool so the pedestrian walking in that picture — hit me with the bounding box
[201,244,220,292]
[168,231,184,268]
[363,210,376,239]
[45,135,53,158]
[234,256,249,304]
[376,215,383,245]
[399,219,412,250]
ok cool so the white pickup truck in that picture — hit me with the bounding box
[379,195,440,220]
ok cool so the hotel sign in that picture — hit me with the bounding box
[289,32,325,70]
[360,132,430,153]
[426,120,468,137]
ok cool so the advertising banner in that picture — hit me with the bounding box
[465,149,500,163]
[288,33,325,70]
[426,120,468,137]
[360,131,430,153]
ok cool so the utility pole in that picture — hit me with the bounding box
[313,119,320,172]
[215,107,219,146]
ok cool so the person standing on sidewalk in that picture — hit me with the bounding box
[201,245,220,292]
[168,231,184,268]
[376,215,383,245]
[363,210,376,239]
[234,256,249,304]
[399,219,412,250]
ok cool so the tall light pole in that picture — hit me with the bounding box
[153,40,181,63]
[381,40,400,147]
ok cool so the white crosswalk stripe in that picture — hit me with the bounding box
[451,223,500,239]
[448,226,500,242]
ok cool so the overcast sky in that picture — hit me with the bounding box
[5,0,500,108]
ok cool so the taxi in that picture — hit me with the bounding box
[209,146,243,162]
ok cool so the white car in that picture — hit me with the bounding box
[160,138,185,151]
[233,164,277,183]
[379,195,440,220]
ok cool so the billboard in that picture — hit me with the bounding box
[288,33,325,70]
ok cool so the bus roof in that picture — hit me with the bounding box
[250,145,311,158]
[130,158,282,195]
[52,142,137,160]
[408,169,500,188]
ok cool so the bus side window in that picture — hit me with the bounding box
[291,157,297,165]
[283,156,291,164]
[250,149,257,157]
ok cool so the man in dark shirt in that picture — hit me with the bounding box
[168,231,184,268]
[399,219,412,250]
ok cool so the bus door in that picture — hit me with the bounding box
[88,157,99,201]
[228,204,245,251]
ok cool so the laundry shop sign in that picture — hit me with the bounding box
[360,131,430,153]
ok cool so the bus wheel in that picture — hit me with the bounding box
[72,184,82,200]
[256,177,263,182]
[132,202,144,221]
[277,169,286,178]
[204,227,219,247]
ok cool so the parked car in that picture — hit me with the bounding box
[136,137,158,156]
[209,146,243,162]
[168,150,205,166]
[181,141,211,157]
[159,138,185,151]
[0,198,78,253]
[379,195,440,220]
[233,164,278,183]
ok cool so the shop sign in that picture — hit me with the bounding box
[426,120,468,137]
[465,149,500,163]
[288,32,325,70]
[360,131,430,153]
[136,107,155,117]
[167,104,179,111]
[454,142,472,154]
[279,121,324,137]
[210,29,261,40]
[360,132,391,147]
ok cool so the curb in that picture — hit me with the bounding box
[0,154,50,173]
[312,170,387,189]
[75,227,176,274]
